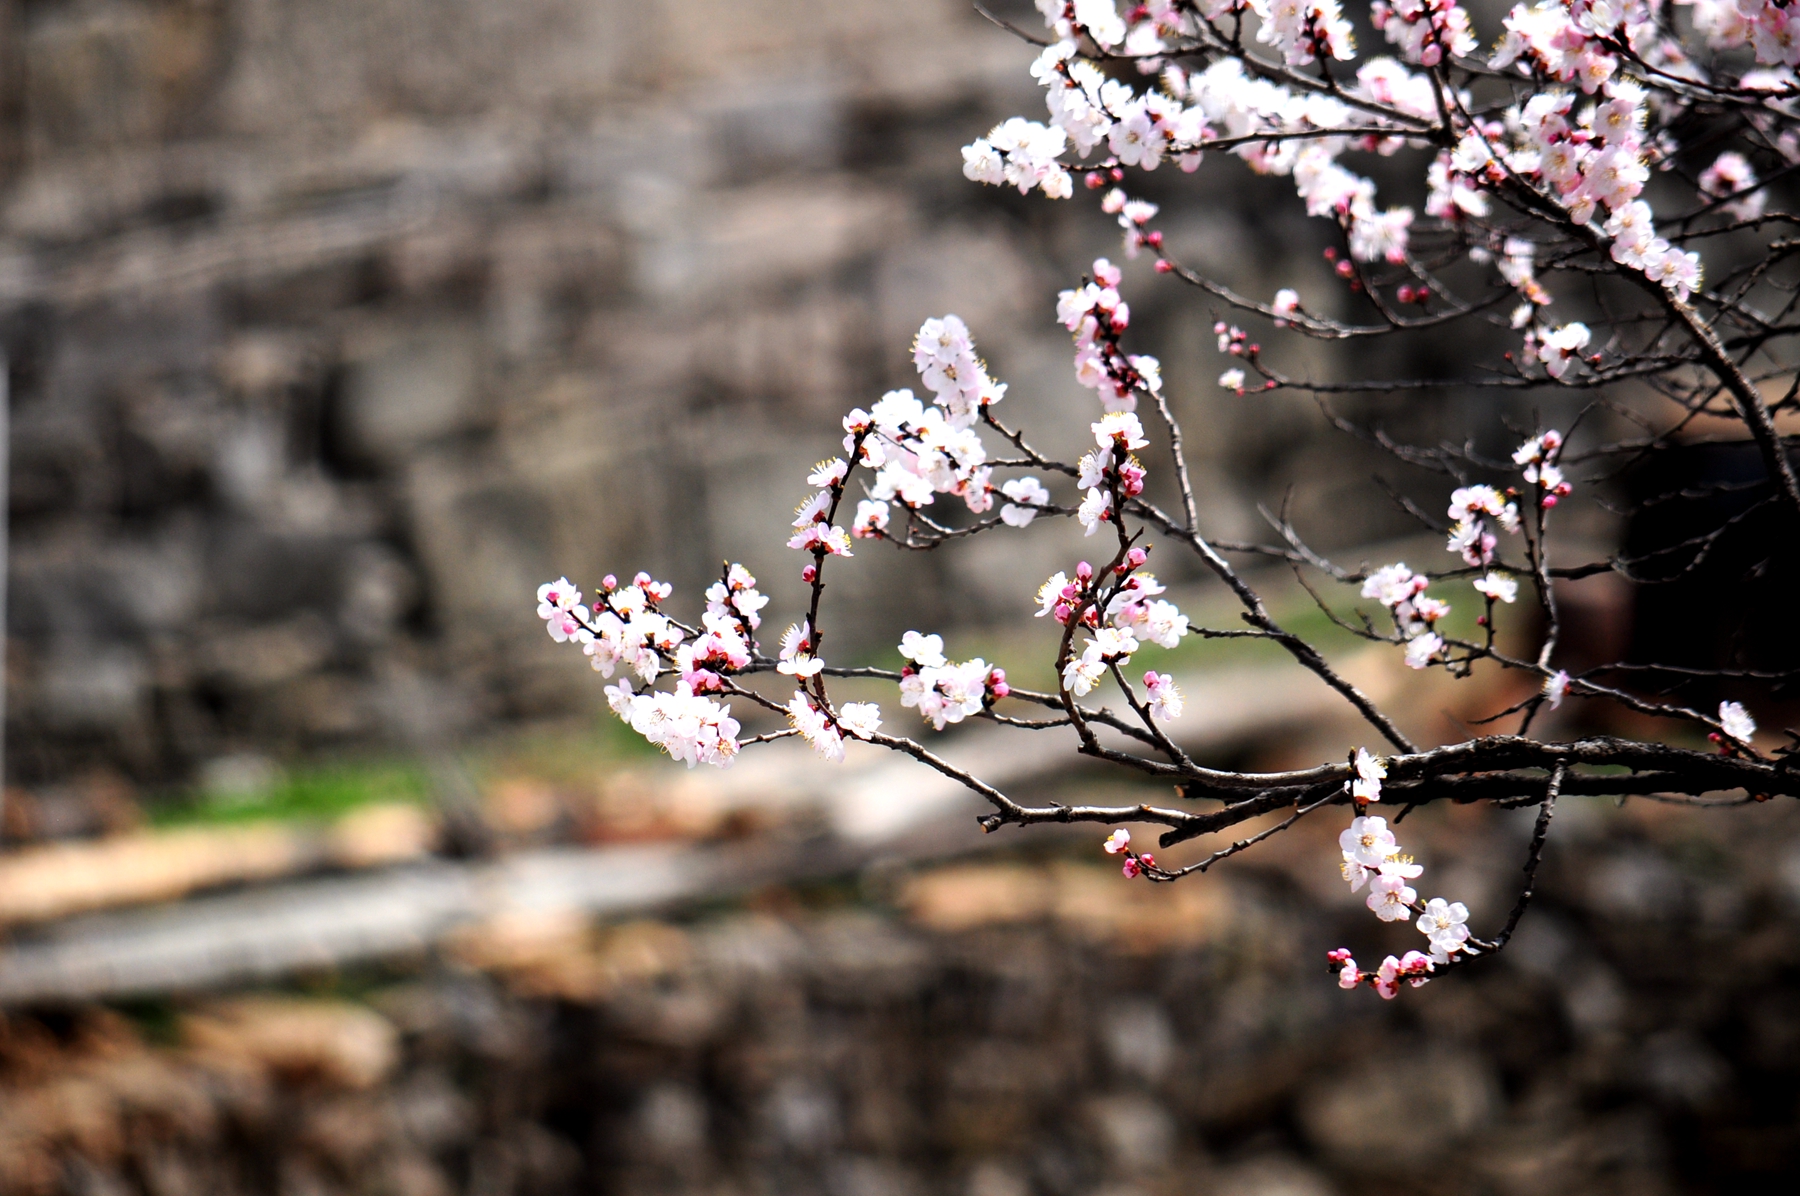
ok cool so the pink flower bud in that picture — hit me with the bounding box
[1127,547,1148,567]
[1541,495,1559,508]
[801,564,817,583]
[602,574,617,591]
[991,682,1010,699]
[1121,858,1142,878]
[1144,230,1163,247]
[1154,259,1174,273]
[634,572,652,586]
[1076,561,1093,582]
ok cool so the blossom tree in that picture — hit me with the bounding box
[540,0,1800,997]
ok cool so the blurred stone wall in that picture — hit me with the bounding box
[0,0,1480,784]
[4,796,1800,1195]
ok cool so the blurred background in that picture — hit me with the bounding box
[0,2,1797,1194]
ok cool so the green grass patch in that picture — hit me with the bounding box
[150,761,432,830]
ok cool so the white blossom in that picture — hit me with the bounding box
[1719,701,1757,745]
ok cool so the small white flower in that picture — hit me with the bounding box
[1544,670,1570,709]
[1092,411,1149,451]
[1473,573,1518,603]
[900,630,948,669]
[1143,671,1183,721]
[1404,632,1444,670]
[787,693,845,763]
[1368,873,1417,922]
[1062,644,1108,696]
[1218,368,1246,390]
[1719,700,1757,745]
[1417,898,1474,957]
[1351,748,1386,803]
[1362,563,1423,609]
[837,702,882,740]
[1340,815,1400,868]
[1077,487,1113,536]
[1000,476,1051,527]
[778,653,824,678]
[1104,828,1131,854]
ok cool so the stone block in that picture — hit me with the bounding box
[336,323,483,463]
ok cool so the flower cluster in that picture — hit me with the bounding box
[565,574,685,683]
[787,693,882,763]
[1691,0,1800,67]
[1372,0,1478,65]
[1483,74,1703,300]
[898,631,1005,730]
[913,314,1007,427]
[988,16,1438,274]
[1102,826,1156,878]
[1513,429,1573,507]
[1331,802,1479,997]
[790,458,855,558]
[1057,257,1163,412]
[677,626,752,694]
[1447,483,1521,567]
[704,564,768,635]
[1361,427,1575,669]
[842,315,1013,540]
[1360,563,1448,670]
[606,679,741,770]
[537,572,744,769]
[1331,948,1437,998]
[1526,322,1592,380]
[1071,411,1152,535]
[1254,0,1357,67]
[1064,626,1141,696]
[1107,570,1190,650]
[962,117,1074,198]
